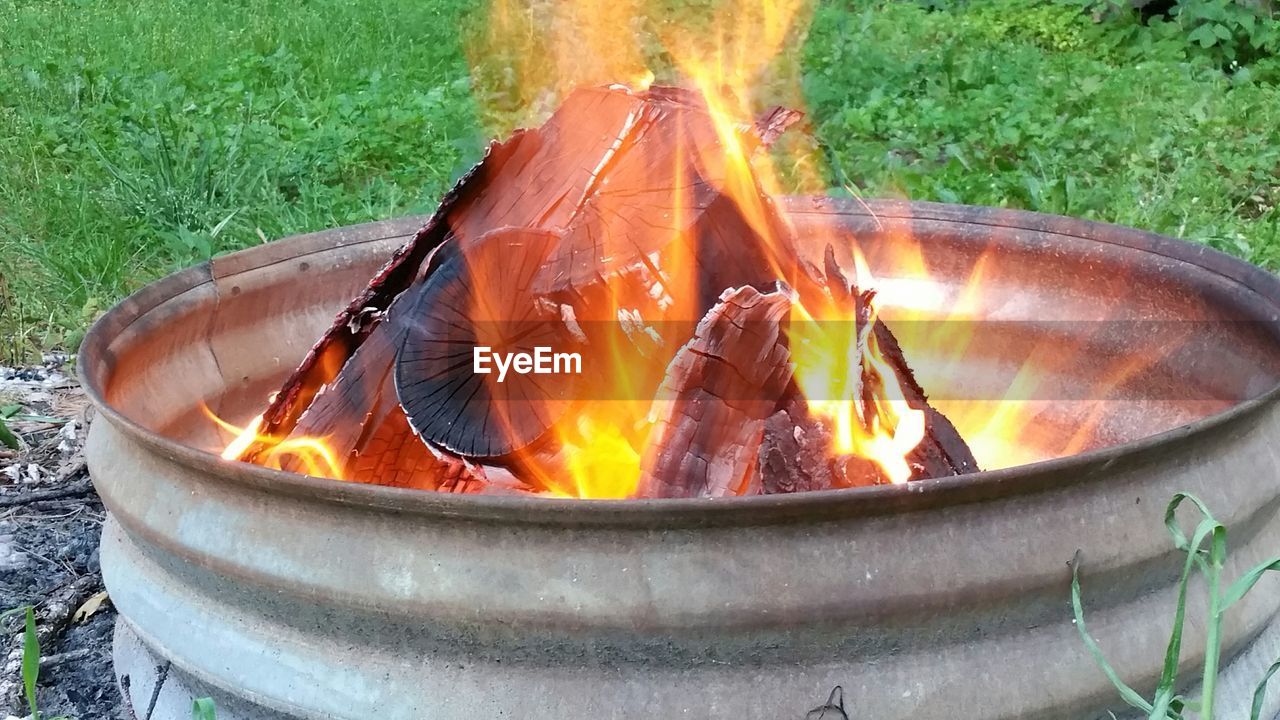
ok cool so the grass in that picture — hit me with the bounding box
[2,603,216,719]
[1073,493,1280,719]
[803,0,1280,271]
[0,0,482,358]
[1,0,1279,362]
[0,604,67,720]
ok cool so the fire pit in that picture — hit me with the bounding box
[81,198,1280,719]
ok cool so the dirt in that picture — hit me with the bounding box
[1,356,121,720]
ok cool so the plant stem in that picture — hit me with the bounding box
[1202,543,1226,720]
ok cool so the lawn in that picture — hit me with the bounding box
[2,0,1279,360]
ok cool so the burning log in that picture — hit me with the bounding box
[636,285,793,498]
[758,396,839,494]
[819,246,979,480]
[754,246,979,490]
[394,228,581,457]
[230,83,979,497]
[244,85,804,462]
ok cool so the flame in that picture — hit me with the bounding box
[651,1,928,483]
[787,263,928,484]
[219,0,1181,494]
[207,406,344,480]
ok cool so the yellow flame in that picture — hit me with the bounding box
[468,0,932,493]
[223,0,1170,494]
[789,294,927,484]
[207,406,344,480]
[563,415,646,498]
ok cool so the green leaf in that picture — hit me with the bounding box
[0,416,20,450]
[23,606,40,718]
[1221,557,1280,612]
[192,697,218,720]
[1187,24,1219,47]
[1071,552,1156,715]
[1252,658,1280,720]
[1149,519,1216,718]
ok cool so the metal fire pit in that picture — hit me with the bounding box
[80,199,1280,720]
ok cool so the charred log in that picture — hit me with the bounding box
[393,227,580,457]
[239,84,976,497]
[245,84,812,467]
[636,285,794,498]
[758,395,838,494]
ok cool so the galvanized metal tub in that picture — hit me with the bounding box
[80,199,1280,719]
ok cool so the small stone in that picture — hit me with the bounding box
[0,533,27,573]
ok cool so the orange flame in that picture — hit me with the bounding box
[207,406,344,480]
[220,0,1182,493]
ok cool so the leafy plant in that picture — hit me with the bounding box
[1072,493,1280,719]
[966,0,1093,52]
[23,606,40,719]
[0,415,20,450]
[93,117,260,269]
[1173,0,1280,68]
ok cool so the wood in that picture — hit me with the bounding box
[636,285,794,498]
[243,84,976,496]
[873,322,981,478]
[753,245,979,492]
[758,395,838,493]
[247,84,814,470]
[394,228,579,457]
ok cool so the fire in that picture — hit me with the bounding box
[215,0,1180,495]
[207,407,344,480]
[789,295,927,485]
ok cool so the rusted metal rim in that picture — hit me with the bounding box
[78,199,1280,525]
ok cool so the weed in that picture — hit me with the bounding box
[0,605,68,720]
[0,415,19,450]
[1073,493,1280,719]
[803,0,1280,270]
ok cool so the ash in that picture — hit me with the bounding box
[0,356,119,719]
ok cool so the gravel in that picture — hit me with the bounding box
[1,356,119,719]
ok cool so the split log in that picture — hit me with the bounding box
[394,227,580,457]
[241,83,974,496]
[636,285,794,498]
[873,321,981,478]
[244,84,813,474]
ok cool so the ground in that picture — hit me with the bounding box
[0,358,119,719]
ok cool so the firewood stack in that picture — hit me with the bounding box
[234,85,978,498]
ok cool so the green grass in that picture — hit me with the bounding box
[804,0,1280,269]
[2,0,1279,359]
[0,0,482,358]
[0,604,67,720]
